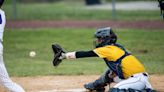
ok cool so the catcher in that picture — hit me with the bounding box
[52,27,155,92]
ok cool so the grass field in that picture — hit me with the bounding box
[3,28,164,77]
[3,2,160,20]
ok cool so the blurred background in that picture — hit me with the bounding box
[1,0,164,77]
[3,0,160,20]
[1,0,164,91]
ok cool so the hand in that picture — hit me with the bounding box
[52,43,65,67]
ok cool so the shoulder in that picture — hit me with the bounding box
[93,45,113,52]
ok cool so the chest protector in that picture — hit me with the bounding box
[104,44,130,79]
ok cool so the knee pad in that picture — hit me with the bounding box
[128,88,140,92]
[109,88,157,92]
[84,81,106,91]
[128,88,157,92]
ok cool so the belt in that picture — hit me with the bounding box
[131,73,148,77]
[143,73,148,76]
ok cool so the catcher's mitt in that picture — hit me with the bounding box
[52,43,65,67]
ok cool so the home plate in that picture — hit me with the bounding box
[37,88,87,92]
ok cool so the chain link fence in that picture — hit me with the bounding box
[5,0,155,4]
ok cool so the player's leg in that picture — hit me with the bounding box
[0,43,25,92]
[159,0,164,19]
[84,68,113,91]
[84,77,107,91]
[113,73,151,90]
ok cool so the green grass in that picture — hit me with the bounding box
[3,2,160,20]
[3,28,164,77]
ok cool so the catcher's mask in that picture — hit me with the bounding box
[0,0,4,8]
[94,27,117,48]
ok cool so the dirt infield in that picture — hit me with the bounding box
[6,20,164,29]
[0,75,164,92]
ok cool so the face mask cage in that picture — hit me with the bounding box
[94,36,111,48]
[93,36,116,48]
[93,37,103,48]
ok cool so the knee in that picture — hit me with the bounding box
[0,78,13,86]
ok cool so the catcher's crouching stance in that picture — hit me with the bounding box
[52,27,156,92]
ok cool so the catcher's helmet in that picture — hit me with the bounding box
[0,0,4,8]
[94,27,117,48]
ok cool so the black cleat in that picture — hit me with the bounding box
[84,82,105,92]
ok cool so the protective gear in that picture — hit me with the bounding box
[104,44,130,79]
[0,0,4,8]
[109,88,156,92]
[109,88,126,92]
[52,43,65,67]
[94,27,117,48]
[144,88,156,92]
[84,69,113,92]
[84,79,107,92]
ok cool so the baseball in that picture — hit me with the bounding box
[29,51,36,57]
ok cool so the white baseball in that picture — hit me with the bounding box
[29,51,36,57]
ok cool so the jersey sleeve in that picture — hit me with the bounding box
[93,46,112,58]
[75,50,98,58]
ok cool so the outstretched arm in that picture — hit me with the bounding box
[52,43,98,67]
[63,50,98,59]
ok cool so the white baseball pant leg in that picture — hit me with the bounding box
[0,42,25,92]
[113,73,153,90]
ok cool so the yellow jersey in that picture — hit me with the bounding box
[93,44,145,79]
